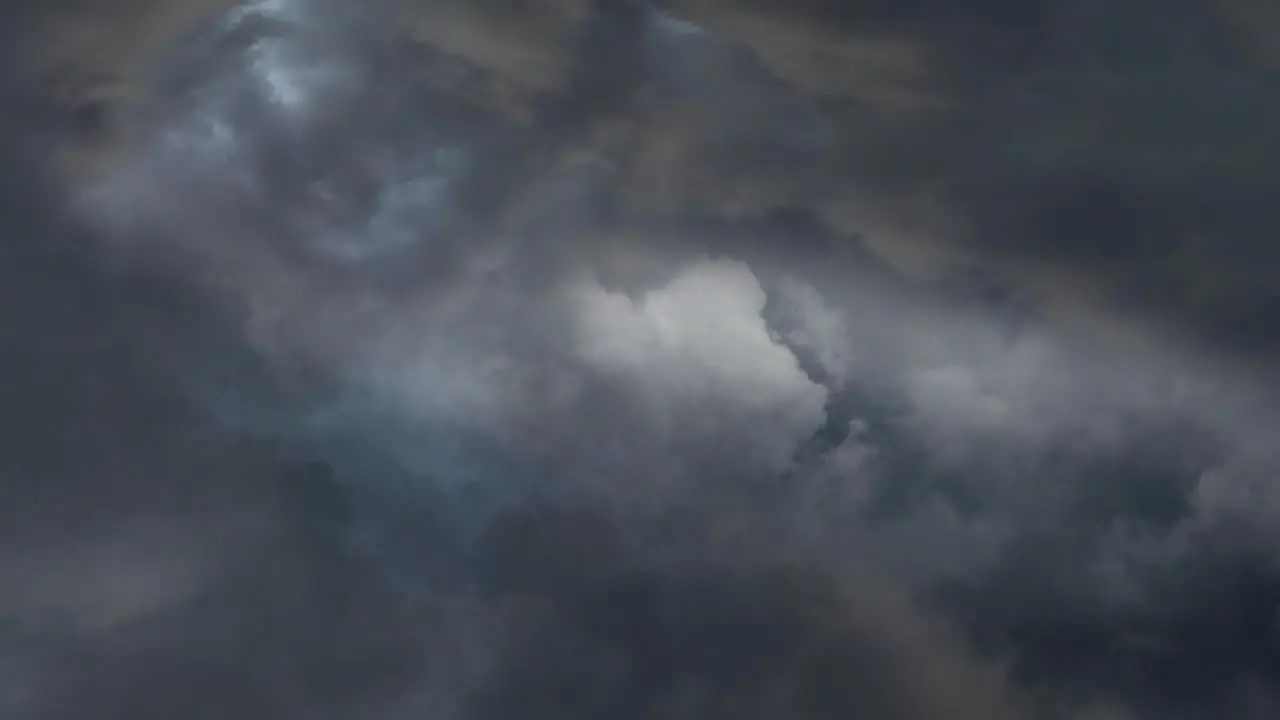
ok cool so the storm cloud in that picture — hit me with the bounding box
[3,0,1280,718]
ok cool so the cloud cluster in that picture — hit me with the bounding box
[3,0,1280,719]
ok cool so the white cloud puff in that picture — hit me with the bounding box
[568,257,828,473]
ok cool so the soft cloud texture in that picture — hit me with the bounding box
[3,1,1280,719]
[569,258,828,473]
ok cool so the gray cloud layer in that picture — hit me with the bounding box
[3,1,1280,718]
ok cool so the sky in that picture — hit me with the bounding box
[3,1,1280,718]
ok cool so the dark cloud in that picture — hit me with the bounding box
[3,1,1280,719]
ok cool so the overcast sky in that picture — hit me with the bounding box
[3,1,1280,718]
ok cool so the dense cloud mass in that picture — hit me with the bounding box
[3,0,1280,718]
